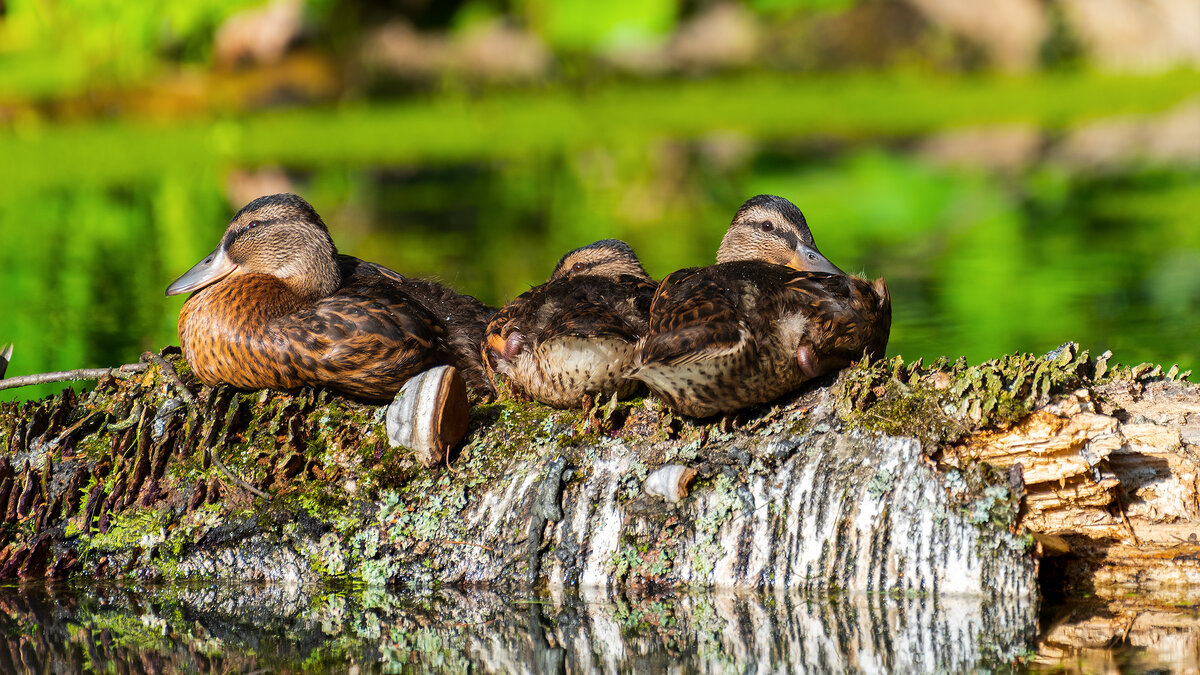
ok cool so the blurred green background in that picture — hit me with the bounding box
[2,0,1199,400]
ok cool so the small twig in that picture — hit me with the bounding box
[1119,612,1139,645]
[141,351,196,405]
[0,363,147,392]
[1110,470,1141,546]
[208,448,271,501]
[436,539,494,553]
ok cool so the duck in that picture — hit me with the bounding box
[483,239,657,409]
[166,193,495,402]
[629,195,891,418]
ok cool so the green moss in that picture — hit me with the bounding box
[81,507,171,555]
[690,474,739,579]
[835,343,1180,443]
[842,376,963,446]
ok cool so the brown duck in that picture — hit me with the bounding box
[483,239,656,408]
[166,193,495,401]
[630,195,891,417]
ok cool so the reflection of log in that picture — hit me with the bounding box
[0,343,1194,605]
[0,582,1037,672]
[1036,599,1200,673]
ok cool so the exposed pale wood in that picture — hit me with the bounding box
[1024,472,1120,514]
[958,381,1200,598]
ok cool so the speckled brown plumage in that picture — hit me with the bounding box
[483,240,656,408]
[349,259,496,396]
[168,193,495,402]
[630,195,891,417]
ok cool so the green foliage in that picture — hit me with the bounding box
[523,0,678,50]
[0,0,268,97]
[749,0,855,15]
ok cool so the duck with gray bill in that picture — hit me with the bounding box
[630,195,891,418]
[167,193,496,402]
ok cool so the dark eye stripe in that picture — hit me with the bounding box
[223,216,282,248]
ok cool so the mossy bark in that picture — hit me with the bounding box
[0,344,1194,604]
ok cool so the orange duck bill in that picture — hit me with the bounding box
[166,244,238,296]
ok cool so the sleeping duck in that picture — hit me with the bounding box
[483,239,656,408]
[166,193,495,401]
[630,195,891,418]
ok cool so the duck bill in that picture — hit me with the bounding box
[166,245,238,296]
[786,243,843,275]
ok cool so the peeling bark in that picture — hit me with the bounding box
[954,381,1200,599]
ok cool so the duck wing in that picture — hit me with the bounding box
[638,267,751,367]
[537,275,656,344]
[274,283,444,401]
[340,255,497,398]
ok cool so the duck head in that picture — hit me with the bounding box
[166,193,341,300]
[548,239,650,281]
[486,239,649,373]
[716,195,843,274]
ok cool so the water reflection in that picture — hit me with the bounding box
[3,136,1199,402]
[0,581,1042,673]
[4,581,1198,672]
[1035,602,1200,674]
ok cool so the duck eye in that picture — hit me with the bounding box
[247,220,261,229]
[571,261,587,274]
[760,221,774,232]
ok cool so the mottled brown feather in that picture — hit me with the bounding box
[632,261,891,417]
[341,257,496,397]
[639,267,748,367]
[179,263,450,401]
[485,270,656,408]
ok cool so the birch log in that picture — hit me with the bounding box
[0,344,1194,606]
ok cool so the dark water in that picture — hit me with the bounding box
[0,582,1197,673]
